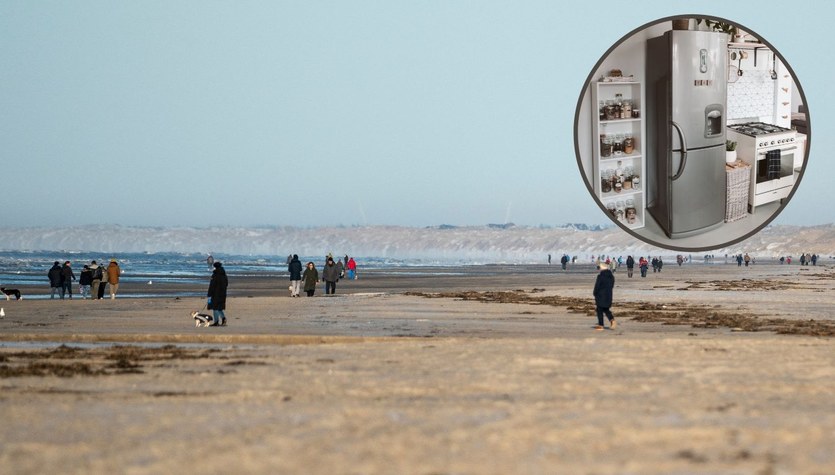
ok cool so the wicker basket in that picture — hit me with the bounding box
[725,161,750,223]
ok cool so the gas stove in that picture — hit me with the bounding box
[727,121,796,148]
[726,121,799,212]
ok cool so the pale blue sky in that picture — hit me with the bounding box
[1,1,828,228]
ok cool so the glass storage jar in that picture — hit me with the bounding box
[601,137,613,157]
[623,133,634,154]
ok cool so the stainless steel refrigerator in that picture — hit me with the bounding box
[646,30,728,239]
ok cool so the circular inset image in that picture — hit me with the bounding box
[574,15,810,252]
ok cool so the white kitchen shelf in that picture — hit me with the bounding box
[600,151,642,163]
[600,118,641,125]
[591,81,646,230]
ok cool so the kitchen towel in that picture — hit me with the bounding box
[766,149,781,180]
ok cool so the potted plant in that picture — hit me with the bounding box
[696,19,738,38]
[726,140,737,164]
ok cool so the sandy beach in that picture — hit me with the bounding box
[1,263,834,474]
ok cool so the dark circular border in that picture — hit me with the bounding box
[572,13,811,252]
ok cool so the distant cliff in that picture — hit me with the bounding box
[0,224,832,261]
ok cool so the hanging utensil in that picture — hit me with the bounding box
[728,65,739,83]
[738,55,743,76]
[771,53,778,80]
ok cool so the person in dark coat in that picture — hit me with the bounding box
[302,262,318,297]
[593,262,617,330]
[322,257,341,295]
[60,261,76,299]
[207,262,228,326]
[79,265,93,299]
[626,255,635,278]
[288,254,303,297]
[48,261,63,299]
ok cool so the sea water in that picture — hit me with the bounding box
[0,251,477,298]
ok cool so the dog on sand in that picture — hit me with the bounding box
[191,311,214,327]
[1,287,22,300]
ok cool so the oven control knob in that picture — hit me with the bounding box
[770,141,775,146]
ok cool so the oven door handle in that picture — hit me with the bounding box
[758,146,797,156]
[671,121,688,181]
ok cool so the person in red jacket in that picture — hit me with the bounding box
[346,257,357,280]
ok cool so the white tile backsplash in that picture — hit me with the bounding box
[727,51,790,127]
[728,69,776,121]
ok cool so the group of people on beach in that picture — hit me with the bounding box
[286,254,358,297]
[47,259,121,300]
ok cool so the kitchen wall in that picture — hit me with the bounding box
[726,48,792,127]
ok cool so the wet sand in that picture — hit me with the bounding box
[1,263,834,474]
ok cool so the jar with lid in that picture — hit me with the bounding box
[615,200,625,222]
[615,160,624,180]
[632,175,640,190]
[613,134,624,154]
[632,108,640,118]
[599,101,606,121]
[614,180,623,193]
[625,198,636,224]
[622,100,632,119]
[623,133,635,154]
[604,100,618,120]
[601,136,613,157]
[606,201,617,219]
[601,170,612,193]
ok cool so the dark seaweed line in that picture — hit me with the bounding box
[405,291,835,337]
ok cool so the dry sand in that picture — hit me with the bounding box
[1,263,834,474]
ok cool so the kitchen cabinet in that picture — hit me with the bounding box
[591,81,646,229]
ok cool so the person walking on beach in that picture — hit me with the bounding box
[560,254,569,271]
[107,259,121,299]
[626,255,634,278]
[207,254,214,270]
[744,253,751,267]
[302,262,318,297]
[60,261,75,299]
[656,257,663,272]
[322,257,341,295]
[48,261,63,299]
[98,263,108,299]
[639,257,649,278]
[593,262,617,330]
[207,262,228,326]
[288,254,302,297]
[736,254,743,267]
[89,261,103,299]
[79,265,93,299]
[346,257,357,280]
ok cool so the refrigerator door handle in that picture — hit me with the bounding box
[670,120,688,181]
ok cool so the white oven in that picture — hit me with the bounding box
[754,144,797,196]
[727,122,797,212]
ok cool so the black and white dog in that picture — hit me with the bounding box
[191,311,213,327]
[1,287,22,300]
